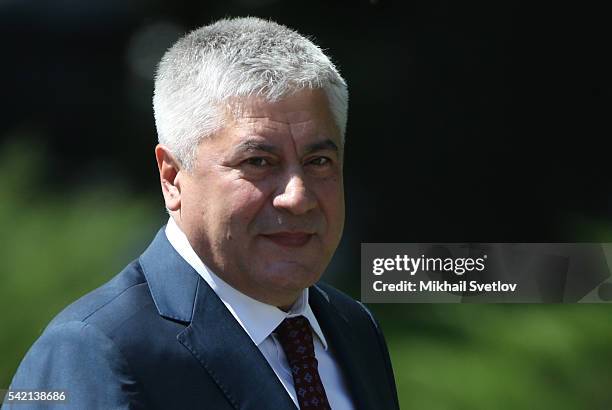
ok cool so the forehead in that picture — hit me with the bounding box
[220,89,341,147]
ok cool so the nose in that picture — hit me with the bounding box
[273,172,318,215]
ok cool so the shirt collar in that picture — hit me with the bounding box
[164,217,328,350]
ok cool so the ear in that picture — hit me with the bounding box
[155,144,182,211]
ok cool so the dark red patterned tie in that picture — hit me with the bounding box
[275,316,331,409]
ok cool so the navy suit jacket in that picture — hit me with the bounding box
[4,228,399,409]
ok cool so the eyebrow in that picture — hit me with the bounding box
[232,137,339,156]
[303,139,339,155]
[233,139,280,155]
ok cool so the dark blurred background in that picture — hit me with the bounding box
[1,1,610,409]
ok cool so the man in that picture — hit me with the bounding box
[4,17,399,409]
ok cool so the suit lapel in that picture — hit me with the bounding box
[310,286,377,410]
[177,278,296,410]
[140,228,295,410]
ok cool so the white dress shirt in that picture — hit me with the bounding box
[165,217,353,409]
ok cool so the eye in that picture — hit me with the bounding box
[308,157,331,166]
[244,157,271,167]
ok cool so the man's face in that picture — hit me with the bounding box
[174,89,344,307]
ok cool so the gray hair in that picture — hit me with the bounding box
[153,17,348,169]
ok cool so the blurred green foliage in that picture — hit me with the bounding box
[2,140,612,409]
[371,303,612,409]
[0,140,161,389]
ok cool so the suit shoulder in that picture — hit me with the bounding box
[47,259,154,336]
[8,319,146,408]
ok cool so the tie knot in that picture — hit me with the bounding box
[274,316,315,363]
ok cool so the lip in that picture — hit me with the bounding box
[261,232,314,247]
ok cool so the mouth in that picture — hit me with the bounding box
[260,232,314,248]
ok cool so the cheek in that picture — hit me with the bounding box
[179,180,211,222]
[320,175,344,207]
[225,181,270,231]
[315,178,345,232]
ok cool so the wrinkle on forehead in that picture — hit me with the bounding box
[229,110,321,136]
[238,116,315,125]
[219,89,341,147]
[224,88,331,119]
[236,118,319,140]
